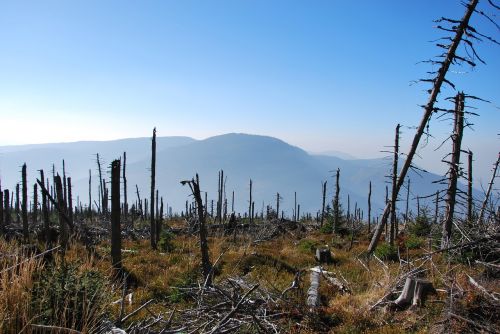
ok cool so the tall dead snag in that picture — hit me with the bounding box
[249,179,252,224]
[150,127,157,250]
[442,93,465,249]
[181,174,213,286]
[22,163,28,241]
[368,0,479,254]
[33,183,38,223]
[123,151,128,219]
[321,181,327,227]
[333,168,340,232]
[477,152,500,224]
[216,170,224,223]
[4,189,11,225]
[390,124,400,246]
[55,175,68,251]
[111,159,122,271]
[96,153,104,214]
[88,169,92,218]
[155,190,161,244]
[294,191,297,222]
[434,190,440,225]
[368,181,372,233]
[63,160,67,208]
[67,177,73,230]
[15,183,20,223]
[40,170,50,243]
[467,150,473,223]
[276,192,280,220]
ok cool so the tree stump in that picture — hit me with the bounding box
[393,277,435,309]
[315,247,333,264]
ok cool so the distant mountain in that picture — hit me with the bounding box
[310,150,357,160]
[0,133,480,219]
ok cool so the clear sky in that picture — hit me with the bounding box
[0,1,498,184]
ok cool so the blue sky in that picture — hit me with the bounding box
[0,0,498,184]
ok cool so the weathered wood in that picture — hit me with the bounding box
[477,152,500,224]
[393,277,435,308]
[55,175,68,251]
[368,0,480,254]
[315,247,333,264]
[111,159,122,270]
[307,267,321,308]
[22,163,28,241]
[321,181,327,227]
[442,93,465,249]
[390,124,400,245]
[150,127,157,249]
[40,170,50,243]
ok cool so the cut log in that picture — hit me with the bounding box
[394,277,416,308]
[307,266,321,308]
[315,247,332,264]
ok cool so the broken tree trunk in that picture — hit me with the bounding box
[123,151,128,219]
[333,169,340,232]
[393,277,435,308]
[150,127,157,250]
[33,183,38,223]
[67,177,73,231]
[96,153,104,214]
[249,179,252,224]
[368,181,372,234]
[307,267,321,308]
[390,124,400,245]
[467,150,473,223]
[321,181,327,227]
[3,189,10,225]
[55,175,68,251]
[22,163,28,241]
[367,0,479,254]
[111,159,122,271]
[441,93,465,249]
[40,170,50,244]
[181,174,213,286]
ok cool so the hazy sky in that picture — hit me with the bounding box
[0,1,498,184]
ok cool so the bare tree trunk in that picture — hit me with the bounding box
[368,0,479,254]
[231,190,234,213]
[276,192,280,220]
[477,152,500,224]
[15,183,20,224]
[434,190,439,225]
[96,154,104,214]
[441,93,465,249]
[111,159,122,271]
[390,124,400,246]
[55,175,68,251]
[467,150,473,223]
[22,164,28,241]
[334,169,340,232]
[0,187,3,234]
[67,177,73,231]
[4,189,11,225]
[249,179,252,224]
[150,127,157,250]
[321,181,327,227]
[40,170,50,244]
[368,181,372,234]
[123,151,128,219]
[88,169,92,217]
[63,160,67,209]
[33,183,38,223]
[181,175,212,286]
[294,191,297,222]
[405,178,411,222]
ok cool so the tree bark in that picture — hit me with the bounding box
[111,159,122,271]
[150,127,157,249]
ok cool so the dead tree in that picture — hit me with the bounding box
[434,190,440,225]
[231,190,234,213]
[155,189,160,244]
[22,163,28,241]
[405,178,411,222]
[33,183,38,223]
[40,170,50,243]
[368,181,372,233]
[368,0,480,254]
[135,184,142,218]
[333,168,340,232]
[441,93,465,249]
[3,189,11,225]
[467,150,473,222]
[67,177,73,229]
[181,174,213,286]
[321,181,327,227]
[390,124,401,246]
[477,152,500,224]
[249,179,253,224]
[111,159,122,271]
[159,197,164,239]
[88,169,92,216]
[150,127,157,249]
[96,153,104,214]
[294,191,297,222]
[123,151,128,219]
[216,170,224,223]
[276,192,281,220]
[63,160,67,208]
[15,183,20,223]
[55,175,68,251]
